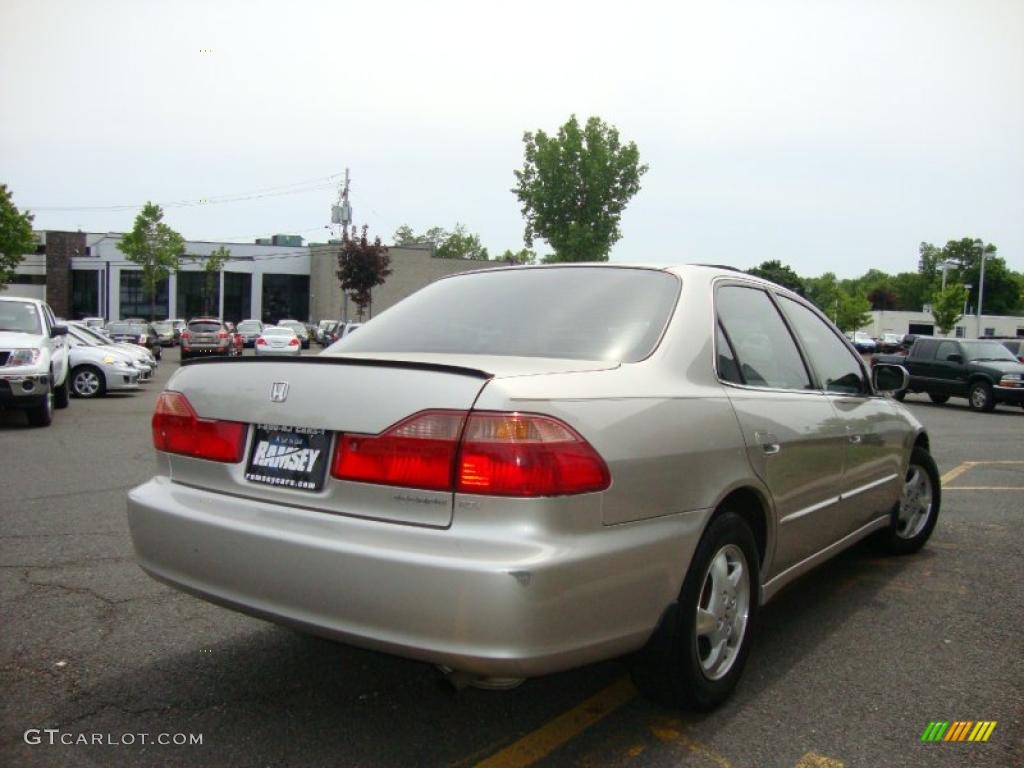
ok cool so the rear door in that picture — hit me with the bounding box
[715,283,847,578]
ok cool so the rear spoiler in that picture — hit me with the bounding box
[179,354,494,380]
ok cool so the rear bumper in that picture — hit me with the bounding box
[182,346,231,356]
[254,347,300,355]
[127,477,707,677]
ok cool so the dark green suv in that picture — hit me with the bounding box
[874,338,1024,411]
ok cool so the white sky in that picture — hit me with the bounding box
[1,0,1021,277]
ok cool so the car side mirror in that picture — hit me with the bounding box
[945,353,962,363]
[51,324,68,338]
[872,364,909,394]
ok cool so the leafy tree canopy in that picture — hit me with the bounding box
[931,283,968,335]
[118,202,185,320]
[0,184,35,291]
[393,223,489,260]
[337,226,392,320]
[747,260,805,294]
[512,114,648,262]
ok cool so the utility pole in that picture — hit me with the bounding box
[330,169,353,321]
[976,243,988,338]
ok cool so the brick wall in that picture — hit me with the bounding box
[44,231,85,319]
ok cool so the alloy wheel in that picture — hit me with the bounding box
[695,544,750,681]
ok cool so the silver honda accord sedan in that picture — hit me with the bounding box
[127,264,938,710]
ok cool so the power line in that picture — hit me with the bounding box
[27,173,343,212]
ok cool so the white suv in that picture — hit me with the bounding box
[0,297,70,426]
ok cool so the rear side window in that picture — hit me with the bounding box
[913,339,938,360]
[779,297,866,395]
[716,286,811,390]
[935,341,959,361]
[328,268,680,363]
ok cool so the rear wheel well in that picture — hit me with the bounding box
[715,488,768,569]
[914,432,930,453]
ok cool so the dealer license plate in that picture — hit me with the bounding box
[245,424,331,491]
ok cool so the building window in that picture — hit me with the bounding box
[9,273,47,285]
[119,270,169,320]
[954,326,965,338]
[1017,328,1024,338]
[223,272,252,323]
[983,327,995,337]
[71,270,100,319]
[176,271,220,319]
[262,274,309,324]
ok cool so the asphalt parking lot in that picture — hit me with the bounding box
[1,348,1021,768]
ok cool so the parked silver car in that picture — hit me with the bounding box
[65,325,140,397]
[128,265,938,710]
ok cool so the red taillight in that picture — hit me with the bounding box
[288,338,300,346]
[256,337,267,345]
[180,330,191,340]
[217,331,228,339]
[329,410,609,497]
[457,412,610,496]
[331,411,465,491]
[152,391,246,462]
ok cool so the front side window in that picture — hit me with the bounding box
[716,285,811,390]
[779,297,866,395]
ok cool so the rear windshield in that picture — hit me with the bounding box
[264,327,294,336]
[326,267,680,363]
[237,321,261,331]
[188,322,222,333]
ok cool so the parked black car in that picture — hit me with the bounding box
[106,321,163,360]
[235,319,265,347]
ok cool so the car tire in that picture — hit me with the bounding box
[70,366,106,399]
[968,381,995,412]
[892,389,907,402]
[26,392,53,427]
[53,374,70,409]
[878,446,941,555]
[928,394,949,405]
[629,511,759,711]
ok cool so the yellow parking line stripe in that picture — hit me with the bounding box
[943,486,1024,491]
[474,677,636,768]
[940,462,974,485]
[794,753,845,768]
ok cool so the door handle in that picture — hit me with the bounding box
[755,431,781,455]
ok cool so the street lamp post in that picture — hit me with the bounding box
[976,244,989,338]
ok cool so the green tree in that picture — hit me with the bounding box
[746,260,804,294]
[201,246,231,316]
[434,223,489,260]
[337,226,391,320]
[918,237,1019,315]
[804,272,841,320]
[496,248,536,265]
[835,290,872,333]
[119,202,185,320]
[890,271,930,312]
[0,184,35,291]
[393,224,448,248]
[512,114,648,262]
[930,283,968,335]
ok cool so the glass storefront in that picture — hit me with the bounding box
[223,272,252,323]
[262,274,309,324]
[71,270,100,319]
[119,270,169,320]
[176,271,220,319]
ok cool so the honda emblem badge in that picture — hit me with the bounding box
[270,382,289,403]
